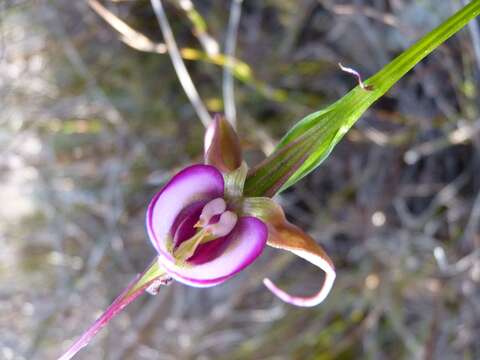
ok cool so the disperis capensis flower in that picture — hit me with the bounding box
[148,115,335,305]
[59,115,335,360]
[146,163,268,287]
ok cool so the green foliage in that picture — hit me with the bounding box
[244,0,480,197]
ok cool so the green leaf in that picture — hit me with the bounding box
[245,0,480,197]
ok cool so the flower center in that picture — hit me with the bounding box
[173,198,237,262]
[196,197,226,227]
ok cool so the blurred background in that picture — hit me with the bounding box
[1,0,480,359]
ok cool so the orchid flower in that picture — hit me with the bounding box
[146,115,335,300]
[59,115,335,360]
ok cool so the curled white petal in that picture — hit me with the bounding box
[263,246,336,307]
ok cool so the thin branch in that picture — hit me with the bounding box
[176,0,219,56]
[150,0,211,127]
[88,0,285,105]
[223,0,243,128]
[88,0,246,77]
[88,0,168,53]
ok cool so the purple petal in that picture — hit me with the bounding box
[186,235,230,265]
[171,200,206,247]
[171,207,237,265]
[162,216,268,287]
[146,164,224,257]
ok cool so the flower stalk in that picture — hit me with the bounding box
[59,260,169,360]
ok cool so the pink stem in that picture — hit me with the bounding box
[58,258,169,360]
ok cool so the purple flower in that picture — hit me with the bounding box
[146,164,267,287]
[59,115,335,360]
[147,114,335,307]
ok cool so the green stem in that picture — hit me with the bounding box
[371,0,480,93]
[347,0,480,122]
[245,0,480,196]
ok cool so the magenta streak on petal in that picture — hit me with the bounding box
[208,214,221,225]
[170,200,208,237]
[171,201,205,247]
[146,164,224,258]
[163,216,268,287]
[198,197,226,226]
[187,235,230,265]
[170,205,233,264]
